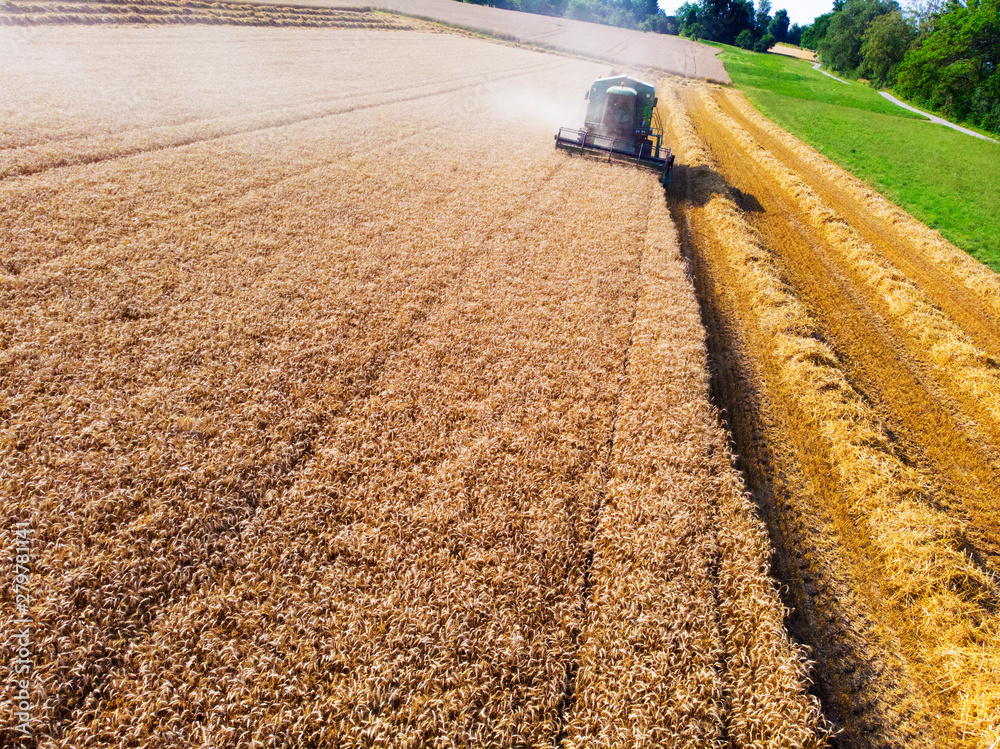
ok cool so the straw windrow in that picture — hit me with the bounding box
[664,81,1000,749]
[697,92,1000,435]
[720,91,1000,322]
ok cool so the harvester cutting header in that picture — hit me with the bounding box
[555,75,675,186]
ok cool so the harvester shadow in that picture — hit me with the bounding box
[669,163,764,213]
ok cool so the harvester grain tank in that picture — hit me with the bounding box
[555,75,675,186]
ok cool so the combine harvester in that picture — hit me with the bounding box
[555,75,675,186]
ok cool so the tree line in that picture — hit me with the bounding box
[805,0,998,133]
[459,0,800,46]
[460,0,678,32]
[675,0,802,51]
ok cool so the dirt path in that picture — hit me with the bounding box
[810,61,849,83]
[667,82,1000,749]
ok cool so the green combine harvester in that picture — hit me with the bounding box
[555,75,675,186]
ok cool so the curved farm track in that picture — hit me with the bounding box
[667,82,1000,749]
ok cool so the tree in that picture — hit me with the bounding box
[769,7,790,41]
[754,31,777,50]
[859,10,915,86]
[800,12,833,48]
[900,0,946,24]
[638,0,660,17]
[787,22,803,44]
[727,0,757,42]
[818,0,899,73]
[755,0,772,33]
[896,0,1000,132]
[677,1,701,33]
[640,9,681,32]
[736,28,757,47]
[675,0,755,44]
[467,0,753,35]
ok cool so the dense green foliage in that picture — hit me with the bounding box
[718,44,1000,271]
[676,0,785,47]
[800,12,833,48]
[769,7,789,40]
[460,0,676,31]
[755,0,771,33]
[896,0,1000,131]
[858,10,915,86]
[818,0,899,72]
[812,0,998,133]
[755,31,777,50]
[677,0,753,43]
[736,27,756,46]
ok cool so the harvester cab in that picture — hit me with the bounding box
[555,75,675,186]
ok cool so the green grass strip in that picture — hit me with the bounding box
[715,45,1000,273]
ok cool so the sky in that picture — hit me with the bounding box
[662,0,835,27]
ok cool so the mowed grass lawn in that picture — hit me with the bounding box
[716,45,1000,273]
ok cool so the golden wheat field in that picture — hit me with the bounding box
[3,6,1000,749]
[0,21,828,749]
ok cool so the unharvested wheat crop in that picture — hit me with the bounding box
[0,25,824,749]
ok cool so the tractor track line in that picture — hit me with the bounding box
[697,91,1000,444]
[668,147,936,749]
[0,119,453,280]
[0,54,547,154]
[552,174,651,749]
[0,58,566,183]
[3,55,579,277]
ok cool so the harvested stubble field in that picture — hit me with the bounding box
[0,0,417,29]
[248,0,731,83]
[665,83,1000,749]
[0,23,827,749]
[0,0,731,82]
